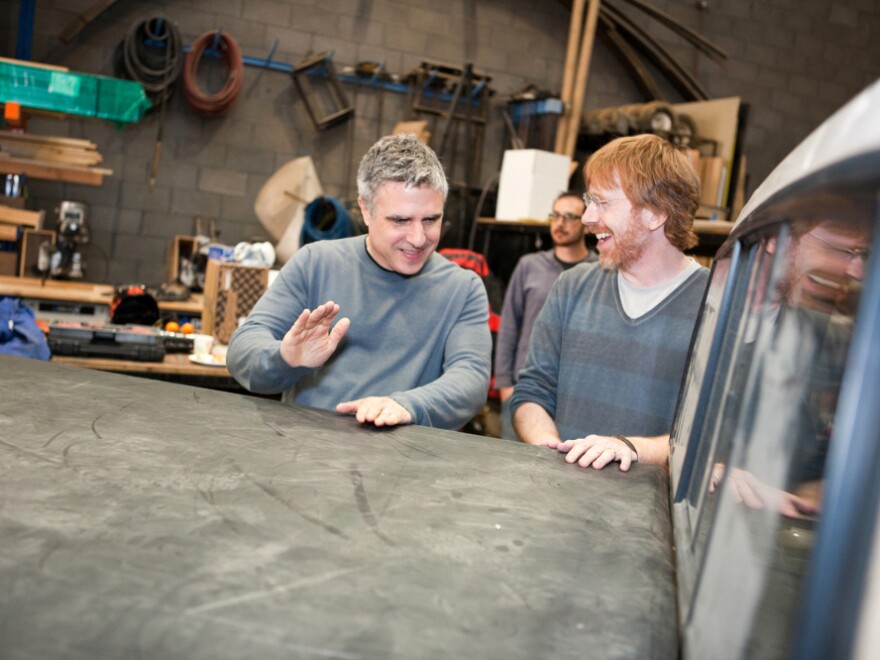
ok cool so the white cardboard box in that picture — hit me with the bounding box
[495,149,572,221]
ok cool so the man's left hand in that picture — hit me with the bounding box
[544,435,637,472]
[336,397,413,427]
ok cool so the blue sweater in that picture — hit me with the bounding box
[226,236,492,430]
[510,262,708,440]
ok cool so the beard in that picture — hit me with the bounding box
[598,214,651,270]
[553,230,585,248]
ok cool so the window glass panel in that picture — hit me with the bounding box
[670,252,733,489]
[684,189,875,658]
[686,228,784,554]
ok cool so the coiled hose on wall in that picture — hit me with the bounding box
[114,15,183,107]
[182,31,244,117]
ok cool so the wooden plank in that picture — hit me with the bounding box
[554,0,587,154]
[0,57,69,72]
[0,130,97,150]
[0,275,114,304]
[0,204,43,228]
[0,224,18,241]
[0,142,103,166]
[563,0,602,158]
[0,141,104,166]
[673,97,741,207]
[699,156,725,207]
[0,154,111,186]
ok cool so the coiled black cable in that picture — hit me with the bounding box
[114,15,183,107]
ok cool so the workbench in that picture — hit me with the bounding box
[50,351,223,376]
[0,354,677,658]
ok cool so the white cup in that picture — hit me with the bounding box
[192,333,214,357]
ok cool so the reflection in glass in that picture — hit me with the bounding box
[682,190,873,658]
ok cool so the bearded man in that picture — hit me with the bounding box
[494,191,596,440]
[510,134,709,471]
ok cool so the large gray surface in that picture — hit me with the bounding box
[0,355,676,659]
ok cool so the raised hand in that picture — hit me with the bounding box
[280,301,350,368]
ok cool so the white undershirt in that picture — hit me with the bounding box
[617,257,702,319]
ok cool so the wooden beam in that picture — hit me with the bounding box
[0,57,69,72]
[0,204,43,228]
[0,224,18,241]
[0,130,97,150]
[554,0,587,154]
[563,0,602,159]
[0,142,103,166]
[0,154,111,187]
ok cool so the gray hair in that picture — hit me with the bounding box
[356,134,448,211]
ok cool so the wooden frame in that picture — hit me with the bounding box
[18,228,55,278]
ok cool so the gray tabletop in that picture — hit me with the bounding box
[0,355,676,659]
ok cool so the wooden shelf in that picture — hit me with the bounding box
[0,276,203,315]
[0,275,114,305]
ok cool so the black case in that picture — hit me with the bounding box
[48,322,167,362]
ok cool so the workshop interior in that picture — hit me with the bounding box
[1,1,879,658]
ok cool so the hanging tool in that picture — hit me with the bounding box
[148,18,175,191]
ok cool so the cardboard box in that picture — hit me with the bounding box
[495,149,572,221]
[202,260,269,344]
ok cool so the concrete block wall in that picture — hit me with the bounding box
[611,0,880,210]
[1,0,878,285]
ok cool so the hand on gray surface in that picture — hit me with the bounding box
[336,396,413,427]
[545,435,638,472]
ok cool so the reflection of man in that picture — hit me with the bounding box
[494,192,595,440]
[511,134,709,469]
[712,215,870,516]
[227,134,491,430]
[784,221,868,315]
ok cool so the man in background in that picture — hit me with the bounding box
[511,134,709,469]
[494,191,594,440]
[227,134,491,430]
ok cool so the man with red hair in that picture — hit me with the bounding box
[511,134,709,470]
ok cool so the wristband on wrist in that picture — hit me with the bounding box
[612,435,639,462]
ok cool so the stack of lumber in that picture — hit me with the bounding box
[0,130,113,186]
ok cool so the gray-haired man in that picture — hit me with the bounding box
[227,134,491,430]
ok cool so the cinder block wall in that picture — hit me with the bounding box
[1,0,878,284]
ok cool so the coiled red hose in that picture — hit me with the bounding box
[182,31,244,117]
